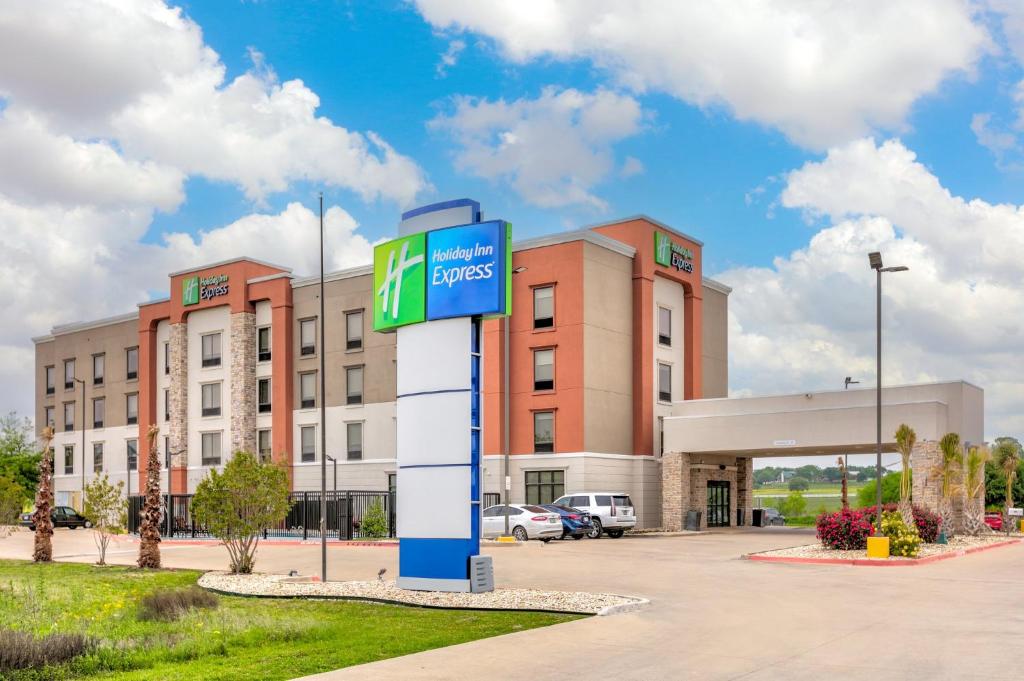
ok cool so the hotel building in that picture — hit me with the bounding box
[33,212,728,528]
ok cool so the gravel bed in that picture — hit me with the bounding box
[198,572,647,616]
[751,534,1020,561]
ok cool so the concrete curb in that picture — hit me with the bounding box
[596,596,651,616]
[745,538,1023,567]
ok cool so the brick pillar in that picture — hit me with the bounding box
[168,322,189,473]
[736,457,753,526]
[690,467,708,530]
[661,451,691,531]
[911,440,942,515]
[230,311,257,454]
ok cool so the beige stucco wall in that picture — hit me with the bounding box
[581,241,633,454]
[701,282,729,399]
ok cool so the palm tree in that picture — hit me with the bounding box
[895,424,916,527]
[837,456,849,511]
[993,438,1022,535]
[32,426,54,562]
[137,424,162,569]
[933,432,963,539]
[962,445,990,535]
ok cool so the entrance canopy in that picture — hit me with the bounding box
[663,381,984,457]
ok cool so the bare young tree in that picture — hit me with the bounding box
[895,424,916,528]
[82,473,127,565]
[137,424,162,569]
[32,426,54,563]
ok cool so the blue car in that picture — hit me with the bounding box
[540,504,593,540]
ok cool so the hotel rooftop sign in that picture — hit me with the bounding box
[654,231,694,274]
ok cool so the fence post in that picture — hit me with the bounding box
[302,492,308,541]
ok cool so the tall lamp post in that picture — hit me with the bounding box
[74,377,86,510]
[319,193,328,582]
[503,266,527,537]
[868,251,908,533]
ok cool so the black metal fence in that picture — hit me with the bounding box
[127,491,394,540]
[483,492,501,508]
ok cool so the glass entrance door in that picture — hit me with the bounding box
[707,481,731,527]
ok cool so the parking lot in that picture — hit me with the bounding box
[2,527,1022,680]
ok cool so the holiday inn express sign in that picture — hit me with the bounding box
[373,220,512,331]
[182,273,230,306]
[654,231,694,273]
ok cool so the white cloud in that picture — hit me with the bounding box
[436,39,466,76]
[414,0,992,148]
[719,138,1024,440]
[430,87,645,209]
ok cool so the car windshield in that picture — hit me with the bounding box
[613,495,633,508]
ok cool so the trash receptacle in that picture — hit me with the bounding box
[752,509,764,527]
[737,508,746,527]
[684,509,702,531]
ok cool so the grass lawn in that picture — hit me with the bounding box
[755,482,867,496]
[755,496,846,514]
[0,560,579,680]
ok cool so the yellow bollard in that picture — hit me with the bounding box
[866,536,890,559]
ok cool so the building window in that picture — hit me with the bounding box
[346,366,363,405]
[346,422,362,460]
[533,411,554,453]
[300,425,316,462]
[201,432,221,466]
[257,429,272,463]
[257,327,272,362]
[93,353,105,385]
[201,333,221,368]
[258,378,272,413]
[127,439,138,471]
[64,359,75,390]
[658,363,672,403]
[164,342,170,375]
[126,393,138,425]
[92,397,104,429]
[93,442,103,473]
[659,306,672,346]
[345,311,363,350]
[164,436,171,469]
[299,318,316,356]
[533,349,554,391]
[201,382,221,417]
[164,389,170,422]
[525,470,564,505]
[63,402,75,432]
[45,365,55,395]
[63,445,74,475]
[44,406,54,428]
[300,372,316,409]
[533,286,554,329]
[126,347,138,380]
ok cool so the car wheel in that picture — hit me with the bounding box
[512,526,528,542]
[541,538,552,543]
[607,529,624,538]
[573,534,584,540]
[68,525,76,530]
[588,518,603,539]
[84,521,92,529]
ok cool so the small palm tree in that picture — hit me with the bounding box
[895,424,916,527]
[962,445,990,536]
[933,432,963,539]
[994,438,1022,535]
[32,426,55,563]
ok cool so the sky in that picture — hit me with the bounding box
[1,1,1022,469]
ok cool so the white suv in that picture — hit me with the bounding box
[553,492,636,538]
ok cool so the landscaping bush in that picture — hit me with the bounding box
[788,476,810,491]
[880,510,923,557]
[816,508,874,550]
[360,500,389,538]
[856,471,902,507]
[0,629,95,672]
[139,586,219,622]
[860,504,940,543]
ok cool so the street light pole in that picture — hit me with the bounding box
[75,377,86,510]
[319,193,327,582]
[868,251,908,534]
[502,266,527,537]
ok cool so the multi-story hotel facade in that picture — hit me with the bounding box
[33,212,728,528]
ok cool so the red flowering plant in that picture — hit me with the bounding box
[860,504,941,543]
[816,508,874,550]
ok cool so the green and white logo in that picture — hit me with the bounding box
[654,232,672,267]
[182,276,200,306]
[374,233,426,331]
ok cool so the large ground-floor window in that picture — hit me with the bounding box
[525,470,564,505]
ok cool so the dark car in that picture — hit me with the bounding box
[984,513,1003,531]
[21,506,91,531]
[762,508,786,526]
[540,504,593,539]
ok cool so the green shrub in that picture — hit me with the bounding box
[360,501,389,538]
[0,629,95,672]
[777,491,807,518]
[881,510,922,558]
[857,471,903,506]
[0,475,24,525]
[139,586,219,622]
[788,476,810,491]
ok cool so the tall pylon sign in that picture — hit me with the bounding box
[374,199,511,592]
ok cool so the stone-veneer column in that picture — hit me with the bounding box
[910,440,942,515]
[230,312,257,455]
[661,451,691,531]
[736,457,753,526]
[168,322,189,468]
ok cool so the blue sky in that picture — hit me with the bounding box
[1,1,1022,463]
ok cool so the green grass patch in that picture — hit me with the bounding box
[755,496,847,514]
[755,482,866,496]
[0,560,579,680]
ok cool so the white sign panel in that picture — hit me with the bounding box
[773,439,797,447]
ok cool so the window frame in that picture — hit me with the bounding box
[92,353,105,386]
[257,326,272,362]
[533,348,554,391]
[64,359,75,390]
[63,445,74,475]
[299,318,316,356]
[524,469,565,505]
[257,428,272,463]
[164,341,170,375]
[201,382,222,417]
[92,442,103,473]
[164,389,170,422]
[658,362,672,403]
[345,310,364,351]
[201,431,222,466]
[127,439,138,472]
[346,421,363,460]
[63,402,75,432]
[257,377,272,413]
[45,365,55,395]
[125,346,139,380]
[533,285,554,329]
[346,365,363,405]
[200,333,221,368]
[126,392,139,425]
[300,425,316,463]
[299,371,316,409]
[533,411,554,453]
[658,306,672,347]
[92,397,105,429]
[44,406,54,428]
